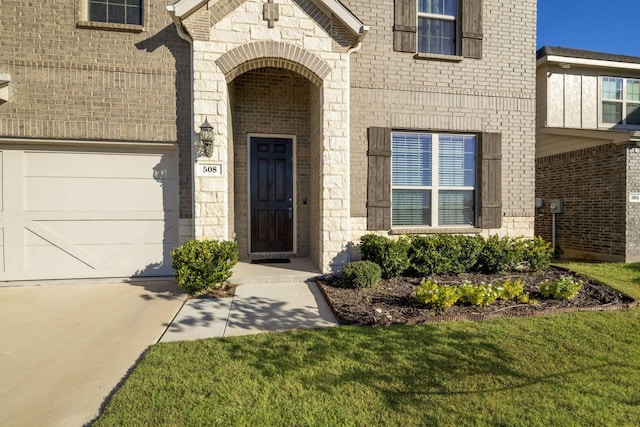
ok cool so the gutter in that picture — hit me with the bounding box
[167,4,197,223]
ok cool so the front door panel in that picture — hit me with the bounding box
[250,137,293,253]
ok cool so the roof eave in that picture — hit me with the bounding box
[538,54,640,72]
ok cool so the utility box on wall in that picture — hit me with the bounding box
[549,199,564,214]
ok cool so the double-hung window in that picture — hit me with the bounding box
[601,77,640,126]
[417,0,458,55]
[88,0,143,25]
[392,132,476,227]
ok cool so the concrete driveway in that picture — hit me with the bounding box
[0,279,186,427]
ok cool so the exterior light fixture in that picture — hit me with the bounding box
[199,118,214,157]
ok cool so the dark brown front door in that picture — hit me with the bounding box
[250,137,294,253]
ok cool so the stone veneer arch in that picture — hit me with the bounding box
[215,41,332,86]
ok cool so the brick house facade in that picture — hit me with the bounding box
[0,0,536,280]
[536,46,640,262]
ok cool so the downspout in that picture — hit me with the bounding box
[167,5,196,238]
[343,31,366,266]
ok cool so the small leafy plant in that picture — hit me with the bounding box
[341,260,382,289]
[416,279,461,309]
[171,239,239,294]
[539,276,583,300]
[459,282,501,306]
[498,278,526,300]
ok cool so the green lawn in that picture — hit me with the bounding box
[96,264,640,427]
[555,261,640,300]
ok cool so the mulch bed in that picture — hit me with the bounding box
[316,266,636,326]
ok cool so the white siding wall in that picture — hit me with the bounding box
[544,66,599,129]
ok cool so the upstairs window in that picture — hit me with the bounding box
[602,77,640,126]
[88,0,143,25]
[417,0,457,55]
[393,0,482,59]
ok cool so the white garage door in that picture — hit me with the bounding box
[0,144,179,281]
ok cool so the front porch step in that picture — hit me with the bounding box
[229,258,322,285]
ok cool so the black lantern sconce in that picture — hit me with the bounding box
[199,118,214,157]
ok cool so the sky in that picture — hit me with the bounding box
[537,0,640,57]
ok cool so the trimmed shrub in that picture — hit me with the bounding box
[539,276,583,300]
[475,235,525,274]
[171,239,239,294]
[359,234,411,278]
[523,236,553,271]
[416,279,461,309]
[409,234,484,276]
[341,261,382,289]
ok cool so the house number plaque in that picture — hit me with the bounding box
[630,194,640,203]
[197,162,223,177]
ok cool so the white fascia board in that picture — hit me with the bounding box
[170,0,208,19]
[537,55,640,72]
[315,0,368,39]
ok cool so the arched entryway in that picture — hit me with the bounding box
[228,65,323,262]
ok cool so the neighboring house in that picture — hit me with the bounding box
[0,0,537,281]
[536,46,640,262]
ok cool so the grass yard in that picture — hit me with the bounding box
[556,261,640,300]
[95,263,640,427]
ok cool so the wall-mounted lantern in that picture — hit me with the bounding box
[199,118,214,157]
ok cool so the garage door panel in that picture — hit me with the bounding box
[25,220,177,246]
[24,151,178,179]
[24,178,178,212]
[1,146,179,281]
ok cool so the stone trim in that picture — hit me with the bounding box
[215,41,331,85]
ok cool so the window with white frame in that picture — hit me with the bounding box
[88,0,143,25]
[392,132,476,227]
[417,0,458,55]
[601,77,640,126]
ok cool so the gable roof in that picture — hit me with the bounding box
[537,46,640,71]
[168,0,368,40]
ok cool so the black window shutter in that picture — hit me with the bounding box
[393,0,416,53]
[479,132,502,229]
[461,0,483,59]
[367,127,392,230]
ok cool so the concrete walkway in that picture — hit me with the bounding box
[161,259,338,341]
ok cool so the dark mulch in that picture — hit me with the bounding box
[317,266,635,326]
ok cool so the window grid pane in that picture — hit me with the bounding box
[392,133,432,186]
[418,0,456,16]
[602,101,622,124]
[89,0,142,24]
[439,190,475,226]
[418,18,456,55]
[392,190,432,226]
[627,103,640,125]
[602,77,623,100]
[627,80,640,102]
[439,135,476,187]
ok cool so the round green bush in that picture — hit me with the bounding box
[171,239,239,294]
[341,261,382,289]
